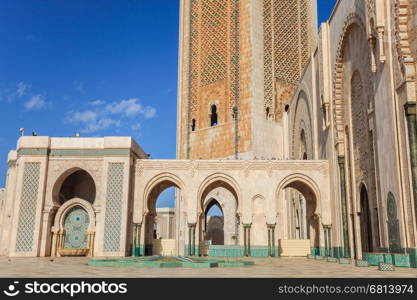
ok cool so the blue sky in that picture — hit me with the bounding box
[0,0,336,208]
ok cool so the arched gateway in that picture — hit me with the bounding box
[2,136,330,258]
[133,159,331,257]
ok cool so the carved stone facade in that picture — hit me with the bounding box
[0,0,416,265]
[288,0,417,263]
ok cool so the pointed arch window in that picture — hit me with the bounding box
[210,105,218,126]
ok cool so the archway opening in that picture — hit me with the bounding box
[199,179,239,255]
[360,184,373,252]
[50,169,96,257]
[204,199,224,245]
[282,180,319,255]
[58,170,96,204]
[210,104,218,126]
[144,180,180,256]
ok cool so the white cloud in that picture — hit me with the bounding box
[106,98,141,117]
[131,123,141,131]
[68,110,97,124]
[24,94,45,110]
[82,118,121,133]
[66,97,155,134]
[143,107,156,119]
[17,82,32,97]
[88,100,105,106]
[105,98,156,118]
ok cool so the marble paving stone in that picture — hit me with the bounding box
[0,257,416,278]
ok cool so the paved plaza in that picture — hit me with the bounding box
[0,257,416,278]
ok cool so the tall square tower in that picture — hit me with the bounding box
[177,0,317,160]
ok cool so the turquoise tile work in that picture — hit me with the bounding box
[363,252,412,268]
[355,260,369,267]
[383,254,393,265]
[363,253,385,266]
[207,245,244,257]
[338,258,350,264]
[393,254,410,267]
[332,247,344,258]
[133,245,144,257]
[250,246,269,258]
[184,245,200,256]
[407,248,417,268]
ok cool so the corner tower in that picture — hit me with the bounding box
[177,0,316,160]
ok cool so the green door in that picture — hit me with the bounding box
[64,206,89,249]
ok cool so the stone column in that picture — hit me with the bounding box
[323,225,328,256]
[192,225,196,256]
[405,102,417,223]
[51,232,57,257]
[338,156,350,258]
[267,224,276,257]
[268,227,271,256]
[243,224,247,256]
[328,227,332,257]
[188,223,196,256]
[243,224,251,256]
[132,223,141,256]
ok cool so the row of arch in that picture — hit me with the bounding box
[140,172,321,218]
[46,166,323,257]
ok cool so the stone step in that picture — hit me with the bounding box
[152,239,177,256]
[280,239,310,257]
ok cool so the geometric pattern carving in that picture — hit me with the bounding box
[188,0,239,117]
[332,13,367,145]
[351,71,370,186]
[103,163,124,252]
[291,93,313,159]
[15,162,41,252]
[263,0,312,113]
[263,0,274,109]
[387,192,401,253]
[64,206,89,249]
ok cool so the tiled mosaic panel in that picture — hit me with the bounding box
[355,259,369,267]
[64,206,89,249]
[15,162,41,252]
[103,163,124,252]
[379,262,395,271]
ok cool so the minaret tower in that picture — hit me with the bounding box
[177,0,317,160]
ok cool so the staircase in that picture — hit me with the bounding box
[279,239,310,257]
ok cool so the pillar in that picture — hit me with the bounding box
[267,224,276,257]
[243,224,251,256]
[188,223,196,256]
[268,227,271,256]
[132,223,142,256]
[323,225,332,257]
[405,102,417,224]
[243,224,247,256]
[338,156,350,258]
